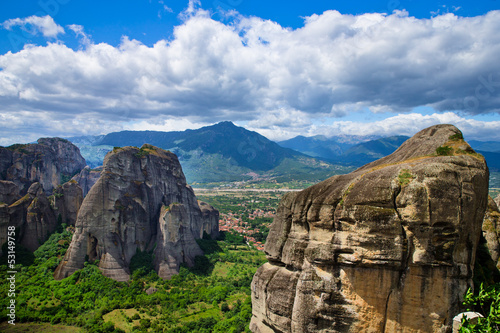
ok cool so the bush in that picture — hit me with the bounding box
[129,249,154,277]
[449,132,464,141]
[221,302,230,312]
[436,145,453,156]
[461,283,500,332]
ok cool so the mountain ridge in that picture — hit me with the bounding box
[68,122,346,184]
[66,122,500,182]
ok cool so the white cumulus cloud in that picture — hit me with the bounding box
[2,15,65,38]
[0,7,500,143]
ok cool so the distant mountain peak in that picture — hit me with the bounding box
[211,121,237,128]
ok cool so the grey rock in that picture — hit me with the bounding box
[52,180,84,226]
[0,138,86,195]
[0,180,20,205]
[1,182,57,253]
[251,125,489,333]
[72,166,102,197]
[55,144,219,281]
[198,200,220,239]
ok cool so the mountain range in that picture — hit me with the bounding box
[69,122,351,184]
[68,121,500,184]
[278,135,410,166]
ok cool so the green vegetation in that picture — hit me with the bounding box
[60,173,73,185]
[129,249,155,277]
[134,147,152,158]
[449,132,464,141]
[436,145,453,156]
[460,284,500,332]
[460,233,500,332]
[0,322,86,332]
[268,157,352,183]
[7,143,30,154]
[197,190,279,247]
[0,226,266,332]
[398,169,415,187]
[192,179,317,190]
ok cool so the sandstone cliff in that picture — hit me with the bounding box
[251,125,489,333]
[55,145,218,282]
[0,138,86,195]
[483,196,500,269]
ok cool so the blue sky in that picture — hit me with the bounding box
[2,1,498,54]
[1,0,500,144]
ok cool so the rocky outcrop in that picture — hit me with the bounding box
[72,166,102,197]
[483,196,500,269]
[0,138,86,195]
[198,200,220,239]
[0,138,87,255]
[0,179,84,255]
[52,180,84,226]
[54,145,219,282]
[251,125,489,333]
[5,183,57,252]
[0,180,20,205]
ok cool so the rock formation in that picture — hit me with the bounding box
[7,182,57,252]
[0,138,86,195]
[52,180,84,226]
[251,125,489,333]
[0,180,20,205]
[198,200,220,239]
[483,196,500,269]
[72,166,102,197]
[55,144,219,282]
[0,138,87,255]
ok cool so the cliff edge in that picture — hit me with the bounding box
[251,125,489,332]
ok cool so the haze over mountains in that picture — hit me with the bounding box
[67,121,500,184]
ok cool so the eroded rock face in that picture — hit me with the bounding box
[0,138,86,195]
[52,180,84,226]
[0,180,20,205]
[72,166,102,197]
[2,182,57,252]
[54,145,219,282]
[251,125,489,333]
[483,197,500,269]
[198,200,220,239]
[0,138,86,255]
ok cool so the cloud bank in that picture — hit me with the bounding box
[1,7,500,144]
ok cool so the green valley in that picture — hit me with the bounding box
[0,188,284,333]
